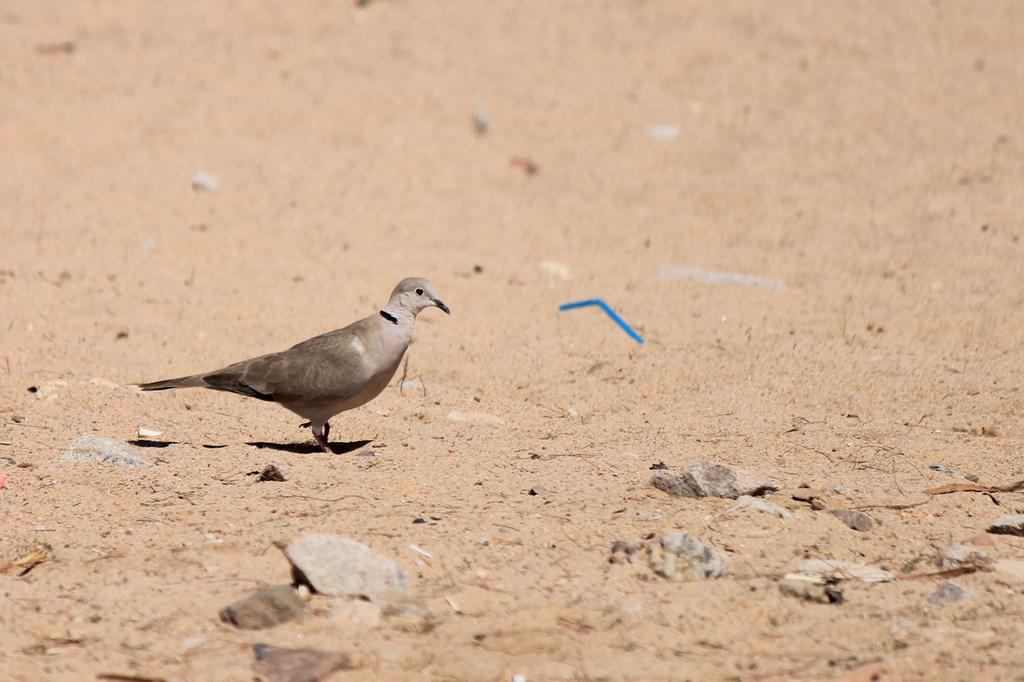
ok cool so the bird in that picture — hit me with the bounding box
[137,277,449,453]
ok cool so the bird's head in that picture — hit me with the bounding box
[388,277,450,317]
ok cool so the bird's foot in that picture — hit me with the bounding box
[311,432,334,454]
[310,421,334,454]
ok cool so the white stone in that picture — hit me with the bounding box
[285,534,407,597]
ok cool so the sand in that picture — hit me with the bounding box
[2,1,1024,680]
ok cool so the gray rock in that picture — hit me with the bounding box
[928,580,973,605]
[252,644,353,682]
[778,577,843,604]
[728,495,791,519]
[826,508,875,531]
[219,585,305,630]
[649,460,777,499]
[937,543,992,570]
[652,531,725,579]
[284,534,406,597]
[60,435,151,468]
[988,514,1024,536]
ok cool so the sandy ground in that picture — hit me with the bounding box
[2,1,1024,680]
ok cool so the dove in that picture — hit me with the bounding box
[137,277,449,453]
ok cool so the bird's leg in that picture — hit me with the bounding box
[310,420,333,454]
[323,421,331,443]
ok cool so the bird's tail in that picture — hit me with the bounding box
[136,374,207,391]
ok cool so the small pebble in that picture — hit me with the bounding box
[928,580,972,605]
[646,124,681,140]
[255,460,288,482]
[473,103,490,134]
[728,495,791,519]
[654,531,726,580]
[538,260,571,281]
[778,577,843,604]
[252,645,352,681]
[182,635,205,651]
[219,585,305,630]
[937,543,992,570]
[826,508,875,532]
[191,170,220,192]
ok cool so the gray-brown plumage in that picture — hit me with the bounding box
[138,277,449,453]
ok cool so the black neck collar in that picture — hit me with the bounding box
[380,310,399,325]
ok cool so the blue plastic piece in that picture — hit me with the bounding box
[558,298,644,344]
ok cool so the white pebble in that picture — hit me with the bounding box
[538,260,571,281]
[191,171,220,192]
[646,124,681,140]
[182,635,205,651]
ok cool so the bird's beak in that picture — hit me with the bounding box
[433,299,451,315]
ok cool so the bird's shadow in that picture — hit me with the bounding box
[245,439,373,455]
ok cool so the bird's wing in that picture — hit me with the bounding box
[202,318,379,404]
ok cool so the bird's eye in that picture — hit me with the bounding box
[415,288,424,296]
